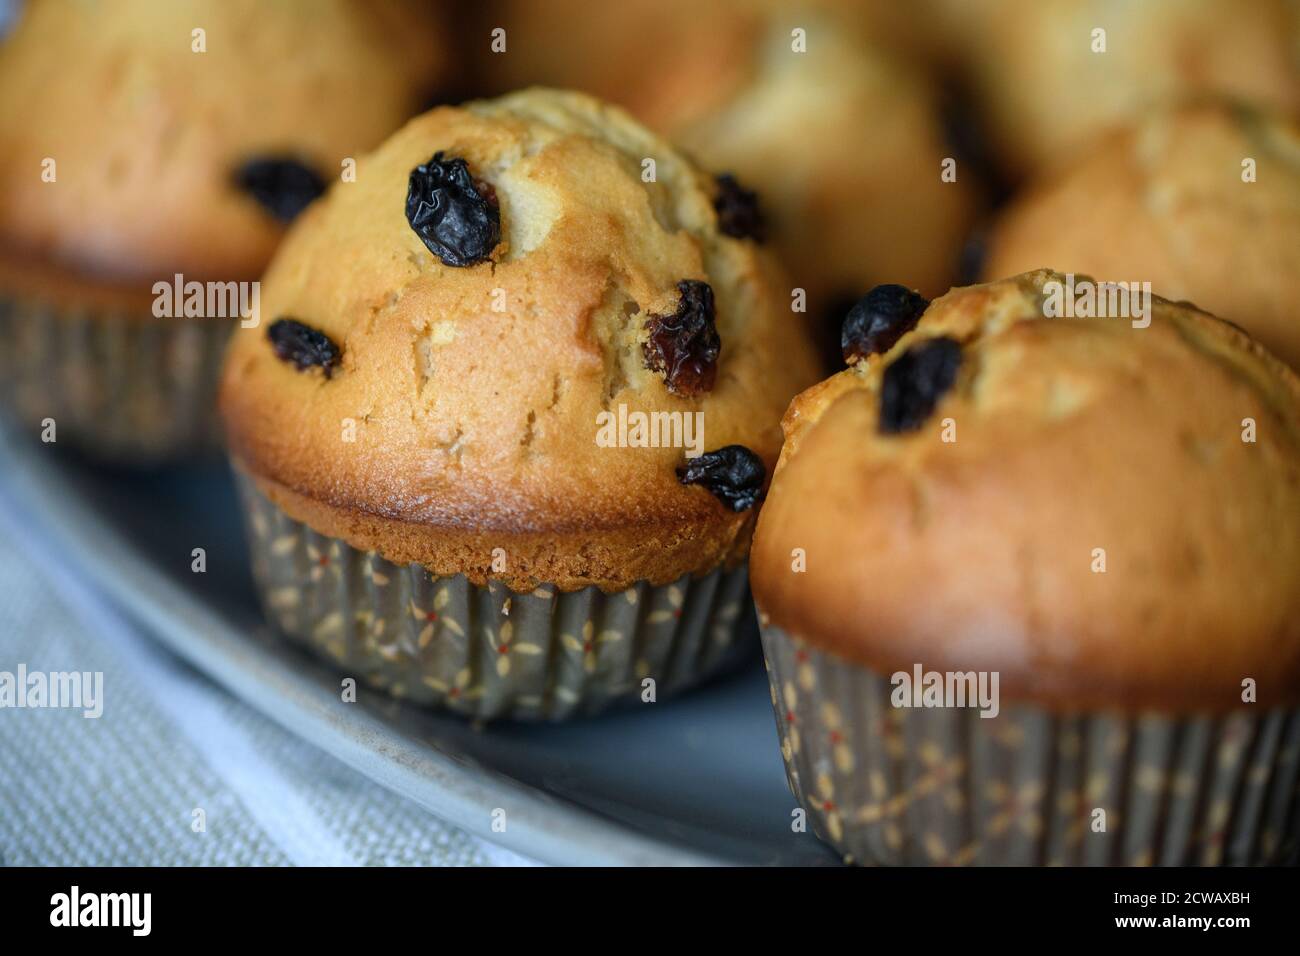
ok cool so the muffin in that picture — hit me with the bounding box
[489,0,978,348]
[983,101,1300,370]
[0,0,448,461]
[951,0,1300,178]
[752,270,1300,865]
[219,88,822,720]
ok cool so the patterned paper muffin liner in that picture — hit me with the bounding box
[237,473,756,721]
[0,291,230,462]
[761,624,1300,866]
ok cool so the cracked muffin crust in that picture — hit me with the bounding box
[752,270,1300,713]
[220,89,822,592]
[983,101,1300,370]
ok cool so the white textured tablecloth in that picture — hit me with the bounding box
[0,501,535,866]
[0,1,539,869]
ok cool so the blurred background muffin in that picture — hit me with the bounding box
[752,270,1300,865]
[947,0,1300,179]
[482,0,980,367]
[0,0,449,461]
[983,101,1300,370]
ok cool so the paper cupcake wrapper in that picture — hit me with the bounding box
[0,290,229,462]
[761,623,1300,866]
[237,472,757,721]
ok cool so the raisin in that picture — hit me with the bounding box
[842,284,929,364]
[677,445,765,512]
[267,318,341,377]
[879,337,962,433]
[233,158,325,223]
[405,152,500,267]
[714,173,765,241]
[642,280,721,396]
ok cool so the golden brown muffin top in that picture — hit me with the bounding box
[752,270,1300,713]
[0,0,447,288]
[984,100,1300,370]
[220,89,821,592]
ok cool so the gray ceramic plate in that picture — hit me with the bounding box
[0,424,838,865]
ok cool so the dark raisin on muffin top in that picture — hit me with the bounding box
[267,318,341,378]
[677,445,765,511]
[405,152,501,267]
[642,279,721,396]
[842,284,929,365]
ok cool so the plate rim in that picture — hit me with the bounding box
[0,428,737,866]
